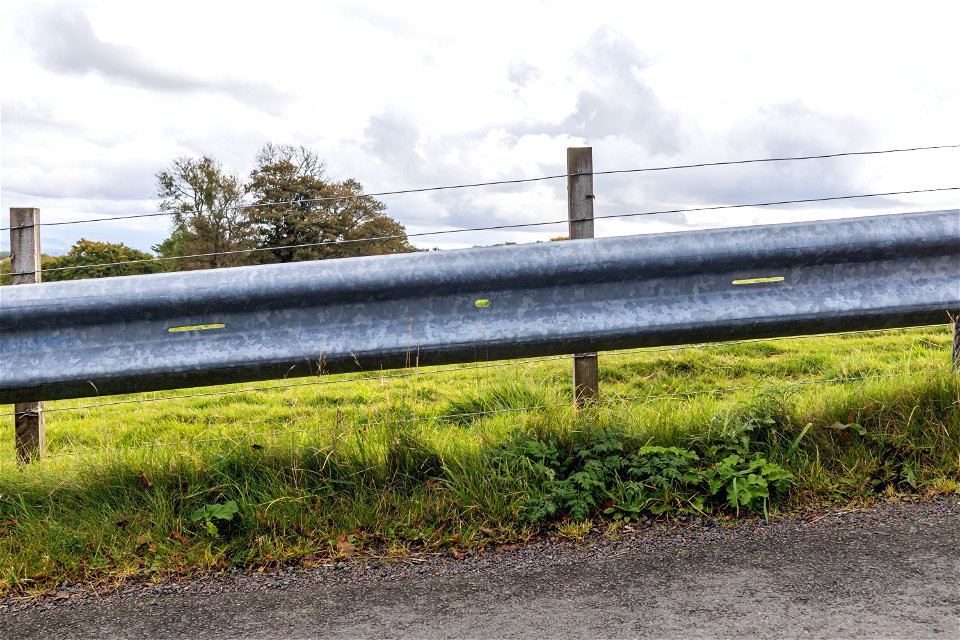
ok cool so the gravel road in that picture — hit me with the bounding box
[3,497,958,639]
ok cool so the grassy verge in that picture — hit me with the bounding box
[1,327,958,595]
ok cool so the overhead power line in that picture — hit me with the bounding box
[17,186,960,276]
[2,143,957,231]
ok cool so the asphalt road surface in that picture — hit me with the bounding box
[4,497,958,639]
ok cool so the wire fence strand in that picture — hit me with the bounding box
[5,370,914,464]
[16,186,959,276]
[3,143,958,231]
[3,324,946,419]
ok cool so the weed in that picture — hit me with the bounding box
[0,327,955,595]
[190,500,239,536]
[494,418,793,523]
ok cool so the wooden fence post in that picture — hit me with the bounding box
[567,147,599,406]
[953,319,960,371]
[9,208,45,462]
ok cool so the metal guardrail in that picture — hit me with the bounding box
[1,210,958,404]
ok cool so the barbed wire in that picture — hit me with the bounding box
[16,186,959,277]
[3,143,957,232]
[4,370,913,464]
[2,325,945,419]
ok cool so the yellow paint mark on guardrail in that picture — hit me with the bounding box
[168,323,226,333]
[732,276,785,285]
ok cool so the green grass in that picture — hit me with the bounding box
[0,327,957,595]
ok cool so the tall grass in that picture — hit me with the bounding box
[0,327,956,594]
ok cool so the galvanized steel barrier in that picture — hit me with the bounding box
[1,209,958,404]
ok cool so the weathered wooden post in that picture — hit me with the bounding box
[567,147,599,405]
[9,208,45,462]
[953,319,960,371]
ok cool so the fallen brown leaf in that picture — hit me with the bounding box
[137,470,153,489]
[336,535,356,556]
[169,531,189,544]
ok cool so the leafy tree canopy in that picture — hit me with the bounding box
[0,254,55,286]
[40,239,165,282]
[155,156,255,270]
[248,144,415,262]
[153,144,415,270]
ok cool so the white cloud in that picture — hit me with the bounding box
[2,0,958,254]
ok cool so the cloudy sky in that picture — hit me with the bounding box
[2,0,958,255]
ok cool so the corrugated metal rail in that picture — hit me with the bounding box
[1,210,958,404]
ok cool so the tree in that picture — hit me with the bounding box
[152,146,416,269]
[0,253,55,285]
[247,143,415,263]
[155,156,257,270]
[0,255,11,285]
[40,239,165,281]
